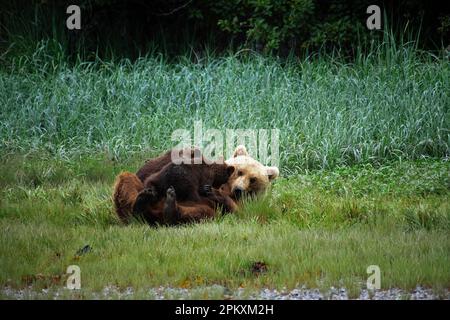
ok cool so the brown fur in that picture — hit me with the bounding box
[112,146,279,226]
[113,149,237,225]
[113,171,144,222]
[113,171,220,225]
[143,160,234,203]
[136,150,172,182]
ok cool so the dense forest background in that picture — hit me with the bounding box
[1,0,449,61]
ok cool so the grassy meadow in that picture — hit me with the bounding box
[0,41,449,298]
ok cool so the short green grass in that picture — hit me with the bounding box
[0,155,448,298]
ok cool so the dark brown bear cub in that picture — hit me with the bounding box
[145,161,234,201]
[133,154,235,216]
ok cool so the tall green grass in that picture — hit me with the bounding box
[1,39,449,173]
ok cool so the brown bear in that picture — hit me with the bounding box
[135,150,235,223]
[113,172,228,225]
[141,154,235,203]
[225,145,279,199]
[112,145,279,225]
[113,148,237,225]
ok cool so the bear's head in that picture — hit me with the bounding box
[224,145,279,200]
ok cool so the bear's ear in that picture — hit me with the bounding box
[226,165,235,176]
[233,145,248,157]
[265,166,279,181]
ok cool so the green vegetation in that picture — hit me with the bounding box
[1,40,449,171]
[2,1,448,58]
[0,154,448,298]
[0,30,449,298]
